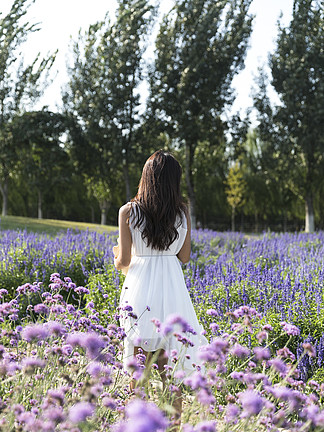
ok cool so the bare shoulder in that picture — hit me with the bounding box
[119,202,132,219]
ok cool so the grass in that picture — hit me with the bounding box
[0,215,117,235]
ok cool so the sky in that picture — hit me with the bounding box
[0,0,294,117]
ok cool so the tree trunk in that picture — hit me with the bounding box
[123,160,131,203]
[254,210,258,233]
[185,143,196,228]
[101,208,107,226]
[0,177,8,216]
[305,193,314,233]
[99,200,110,225]
[231,206,235,231]
[38,189,43,219]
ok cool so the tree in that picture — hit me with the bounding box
[270,0,324,232]
[225,162,246,231]
[11,111,70,219]
[149,0,253,226]
[0,0,56,216]
[63,0,156,212]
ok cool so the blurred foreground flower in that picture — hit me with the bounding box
[113,399,168,432]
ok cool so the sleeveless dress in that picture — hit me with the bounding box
[119,203,208,375]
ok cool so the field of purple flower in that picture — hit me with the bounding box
[1,228,324,431]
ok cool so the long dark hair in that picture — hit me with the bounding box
[131,150,187,250]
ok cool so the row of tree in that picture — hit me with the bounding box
[0,0,323,232]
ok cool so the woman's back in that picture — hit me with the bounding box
[129,203,187,257]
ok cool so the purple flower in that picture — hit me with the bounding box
[233,306,259,318]
[209,323,219,333]
[87,362,102,377]
[270,385,293,401]
[195,420,217,432]
[184,371,207,390]
[113,400,168,432]
[66,332,106,360]
[197,388,216,406]
[280,321,300,336]
[22,357,46,372]
[160,323,173,337]
[33,304,49,315]
[83,333,106,360]
[44,406,66,423]
[69,402,95,423]
[102,397,117,410]
[151,318,161,331]
[198,338,229,362]
[46,321,66,337]
[74,286,90,295]
[225,403,240,421]
[253,347,271,361]
[47,388,66,405]
[277,347,296,361]
[206,309,218,317]
[239,390,264,417]
[303,342,316,357]
[230,343,250,359]
[21,324,49,342]
[165,314,197,334]
[269,358,288,376]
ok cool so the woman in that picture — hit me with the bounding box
[114,150,207,419]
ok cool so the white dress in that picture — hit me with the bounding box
[119,203,208,375]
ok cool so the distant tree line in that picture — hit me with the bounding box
[0,0,323,232]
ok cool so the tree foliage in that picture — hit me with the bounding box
[149,0,253,226]
[0,0,56,216]
[225,162,246,231]
[63,0,156,222]
[269,0,324,232]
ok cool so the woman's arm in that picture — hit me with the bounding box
[177,209,191,264]
[114,203,132,271]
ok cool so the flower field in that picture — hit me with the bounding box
[1,228,324,431]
